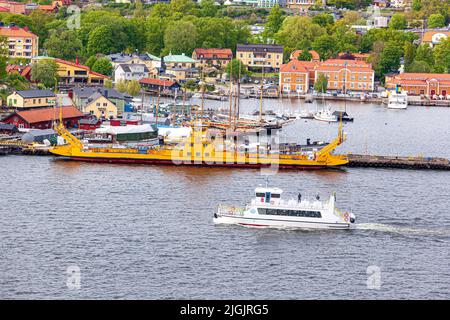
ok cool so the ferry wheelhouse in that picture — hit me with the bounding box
[214,186,356,230]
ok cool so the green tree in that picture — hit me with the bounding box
[170,0,196,15]
[428,14,446,28]
[312,34,337,60]
[404,42,416,72]
[297,50,313,61]
[134,0,146,18]
[30,60,59,89]
[126,80,141,97]
[115,79,128,93]
[225,59,248,81]
[433,38,450,73]
[164,20,197,54]
[412,0,422,11]
[104,79,113,89]
[85,56,98,69]
[389,14,407,30]
[0,36,7,82]
[275,16,326,54]
[314,73,328,93]
[312,13,334,28]
[145,17,167,56]
[377,43,403,79]
[408,60,431,73]
[87,25,115,56]
[92,58,113,77]
[414,45,434,67]
[262,5,284,40]
[43,30,83,61]
[199,0,219,17]
[183,79,199,91]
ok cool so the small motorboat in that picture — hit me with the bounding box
[214,185,356,230]
[387,90,408,109]
[332,111,354,122]
[299,111,314,119]
[314,108,338,122]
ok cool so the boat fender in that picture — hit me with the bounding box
[214,213,218,219]
[350,213,356,223]
[343,212,349,222]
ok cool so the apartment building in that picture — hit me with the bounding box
[236,44,284,72]
[385,73,450,97]
[0,25,38,59]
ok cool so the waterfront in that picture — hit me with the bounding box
[1,101,450,299]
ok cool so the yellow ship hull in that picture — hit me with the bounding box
[50,145,348,169]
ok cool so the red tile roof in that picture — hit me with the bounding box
[193,48,233,59]
[9,106,83,124]
[290,50,320,61]
[280,59,310,73]
[316,59,373,73]
[139,78,177,87]
[0,6,9,11]
[54,58,109,78]
[0,26,37,38]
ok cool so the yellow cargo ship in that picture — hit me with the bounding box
[50,122,348,169]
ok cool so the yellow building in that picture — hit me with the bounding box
[84,93,118,119]
[7,90,56,109]
[286,0,319,11]
[0,26,39,59]
[31,57,109,85]
[236,44,284,72]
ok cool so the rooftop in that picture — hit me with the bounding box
[14,89,55,98]
[0,25,37,38]
[237,44,284,53]
[164,53,198,64]
[8,106,83,124]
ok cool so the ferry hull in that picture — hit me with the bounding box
[213,215,351,230]
[60,156,333,170]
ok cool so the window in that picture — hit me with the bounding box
[271,194,280,198]
[257,208,321,218]
[256,193,265,197]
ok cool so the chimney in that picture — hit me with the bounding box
[76,56,79,65]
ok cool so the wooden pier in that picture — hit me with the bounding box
[347,154,450,170]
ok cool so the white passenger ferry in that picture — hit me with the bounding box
[387,90,408,109]
[214,186,355,230]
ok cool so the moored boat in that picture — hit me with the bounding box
[314,108,338,122]
[214,186,356,230]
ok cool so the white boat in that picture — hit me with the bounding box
[314,107,338,122]
[387,91,408,109]
[214,186,356,230]
[299,111,315,119]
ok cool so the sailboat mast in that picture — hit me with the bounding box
[229,61,233,128]
[259,66,264,126]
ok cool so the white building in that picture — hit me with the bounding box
[114,64,150,82]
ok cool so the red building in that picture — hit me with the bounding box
[2,106,84,129]
[78,118,102,131]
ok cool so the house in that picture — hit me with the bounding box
[163,53,199,69]
[0,1,26,14]
[385,73,450,97]
[78,117,101,131]
[192,48,233,68]
[114,64,150,82]
[71,87,127,113]
[315,59,375,92]
[421,30,450,47]
[7,90,56,109]
[290,50,320,62]
[29,56,109,86]
[139,78,181,92]
[0,25,38,59]
[390,0,408,8]
[161,53,199,81]
[279,59,311,94]
[83,92,118,120]
[286,0,317,11]
[6,64,31,78]
[2,106,84,129]
[106,52,161,74]
[236,44,284,72]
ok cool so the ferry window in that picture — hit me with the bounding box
[257,208,266,215]
[196,152,201,157]
[271,194,280,198]
[256,193,265,197]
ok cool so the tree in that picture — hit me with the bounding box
[183,79,199,91]
[428,14,446,28]
[312,13,334,28]
[414,45,434,67]
[164,20,197,55]
[312,34,337,60]
[126,80,141,97]
[225,59,248,81]
[85,56,98,69]
[115,79,128,93]
[262,5,284,40]
[412,0,422,11]
[134,0,145,18]
[297,50,313,61]
[314,73,328,93]
[92,58,113,77]
[0,36,7,82]
[408,60,431,73]
[43,30,83,61]
[87,25,115,56]
[199,0,219,17]
[389,14,407,30]
[104,79,113,89]
[433,38,450,73]
[275,16,326,54]
[377,43,403,79]
[30,60,59,89]
[404,42,416,72]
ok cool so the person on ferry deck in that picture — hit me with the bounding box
[298,193,302,203]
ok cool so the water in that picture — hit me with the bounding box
[1,101,449,299]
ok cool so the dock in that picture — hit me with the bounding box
[347,154,450,170]
[0,140,50,155]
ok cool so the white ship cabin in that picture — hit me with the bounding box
[254,187,283,206]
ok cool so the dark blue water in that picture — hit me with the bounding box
[1,102,449,299]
